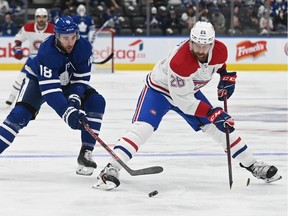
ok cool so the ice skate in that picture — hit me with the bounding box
[240,161,282,183]
[76,147,97,176]
[92,163,120,190]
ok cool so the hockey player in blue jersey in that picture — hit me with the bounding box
[72,4,95,41]
[0,16,105,176]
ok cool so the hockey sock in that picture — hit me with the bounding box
[202,124,256,167]
[109,121,154,170]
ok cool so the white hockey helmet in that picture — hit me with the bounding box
[35,8,48,18]
[190,21,215,45]
[77,4,86,17]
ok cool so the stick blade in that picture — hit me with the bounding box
[129,166,164,176]
[92,53,114,64]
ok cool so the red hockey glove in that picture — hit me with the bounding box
[207,107,235,133]
[13,46,23,60]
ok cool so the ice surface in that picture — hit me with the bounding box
[0,71,287,216]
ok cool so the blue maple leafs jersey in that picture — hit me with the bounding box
[25,35,93,117]
[72,15,95,39]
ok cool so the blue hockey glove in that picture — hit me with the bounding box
[13,46,23,60]
[207,107,235,133]
[62,107,88,130]
[217,72,237,101]
[68,94,81,110]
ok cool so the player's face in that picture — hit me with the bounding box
[190,42,212,62]
[58,33,78,53]
[36,15,47,29]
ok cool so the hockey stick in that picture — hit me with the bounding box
[82,121,164,176]
[90,19,111,44]
[224,95,250,189]
[92,52,114,64]
[223,94,233,189]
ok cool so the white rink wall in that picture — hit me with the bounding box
[0,36,287,71]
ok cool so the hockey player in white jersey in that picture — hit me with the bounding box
[93,21,282,190]
[5,8,54,106]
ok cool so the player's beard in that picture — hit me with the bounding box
[64,45,74,53]
[55,39,74,54]
[192,50,208,63]
[37,20,46,30]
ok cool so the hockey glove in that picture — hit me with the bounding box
[62,107,88,130]
[217,72,237,101]
[68,94,81,110]
[207,107,235,133]
[13,46,23,60]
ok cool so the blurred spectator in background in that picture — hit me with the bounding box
[153,0,168,7]
[273,7,287,32]
[210,6,226,34]
[258,0,274,35]
[73,4,95,41]
[198,6,209,22]
[271,0,287,32]
[183,4,197,29]
[240,5,259,33]
[49,0,63,23]
[102,5,123,34]
[163,8,182,35]
[123,0,137,7]
[271,0,287,17]
[73,0,86,7]
[102,0,120,8]
[149,7,162,28]
[0,12,18,36]
[168,0,182,6]
[0,0,9,16]
[228,5,242,35]
[9,0,26,16]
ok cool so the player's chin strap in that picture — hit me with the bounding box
[81,121,163,176]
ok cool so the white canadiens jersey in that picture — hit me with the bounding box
[146,39,228,117]
[15,22,54,55]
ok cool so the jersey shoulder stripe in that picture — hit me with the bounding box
[210,40,228,65]
[170,41,199,77]
[23,22,36,32]
[45,23,54,33]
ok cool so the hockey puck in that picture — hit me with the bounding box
[148,190,158,197]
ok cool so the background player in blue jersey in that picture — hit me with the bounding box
[72,4,95,41]
[0,16,105,176]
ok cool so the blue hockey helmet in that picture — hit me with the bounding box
[54,16,79,39]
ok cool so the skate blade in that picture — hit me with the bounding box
[76,165,95,176]
[264,174,282,183]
